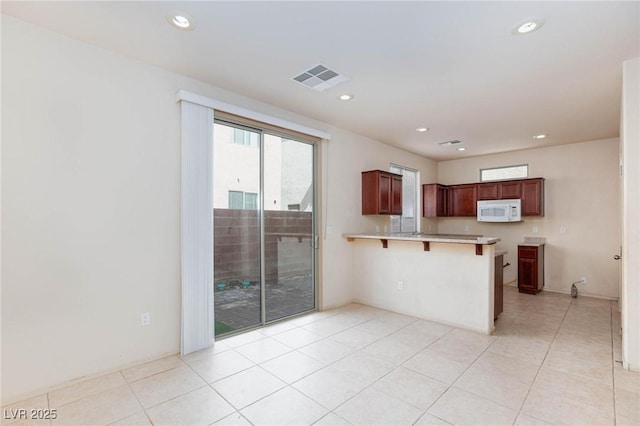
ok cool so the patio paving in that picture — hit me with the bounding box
[214,275,314,335]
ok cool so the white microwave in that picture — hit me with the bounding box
[477,199,522,222]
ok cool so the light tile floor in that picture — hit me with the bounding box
[3,287,639,426]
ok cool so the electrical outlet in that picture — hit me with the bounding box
[560,227,567,234]
[464,225,470,233]
[397,281,404,291]
[533,226,539,234]
[580,276,587,283]
[140,312,151,326]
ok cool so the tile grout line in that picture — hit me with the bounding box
[319,320,453,425]
[511,297,572,425]
[116,370,154,426]
[209,307,396,424]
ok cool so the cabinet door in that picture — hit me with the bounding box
[494,255,504,319]
[499,181,522,199]
[362,170,403,215]
[477,183,499,200]
[378,173,392,214]
[391,175,403,215]
[422,184,448,217]
[449,184,477,216]
[518,257,538,293]
[522,179,544,216]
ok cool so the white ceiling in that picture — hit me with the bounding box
[3,1,639,160]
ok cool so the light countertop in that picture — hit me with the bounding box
[519,237,546,247]
[342,232,500,245]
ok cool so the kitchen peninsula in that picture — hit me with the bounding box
[343,233,500,334]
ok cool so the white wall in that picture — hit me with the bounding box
[0,15,437,403]
[318,127,437,309]
[437,139,620,300]
[621,57,640,371]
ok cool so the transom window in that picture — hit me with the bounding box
[480,164,528,182]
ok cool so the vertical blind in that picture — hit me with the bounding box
[180,100,215,355]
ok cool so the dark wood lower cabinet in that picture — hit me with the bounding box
[494,253,504,319]
[518,245,544,294]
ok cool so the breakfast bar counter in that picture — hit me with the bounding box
[343,232,499,254]
[343,233,501,334]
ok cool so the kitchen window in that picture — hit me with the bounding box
[480,164,528,181]
[390,165,419,233]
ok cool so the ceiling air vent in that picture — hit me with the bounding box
[292,65,349,92]
[438,140,464,146]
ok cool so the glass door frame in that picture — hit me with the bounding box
[214,118,318,335]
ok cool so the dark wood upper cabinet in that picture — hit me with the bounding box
[422,177,544,217]
[422,184,449,217]
[362,170,403,215]
[477,183,499,200]
[449,184,477,217]
[499,180,522,199]
[521,178,544,216]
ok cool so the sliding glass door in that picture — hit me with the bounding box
[263,134,315,321]
[212,121,316,336]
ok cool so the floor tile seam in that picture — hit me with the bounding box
[272,332,325,350]
[290,337,415,414]
[328,378,426,426]
[409,412,455,426]
[118,370,142,402]
[293,315,385,351]
[199,382,251,420]
[412,334,500,422]
[314,411,350,426]
[297,342,355,366]
[211,369,288,412]
[122,358,189,385]
[206,412,254,426]
[182,349,256,387]
[137,383,211,412]
[49,370,130,411]
[258,352,328,384]
[513,299,573,420]
[493,300,533,335]
[237,384,326,421]
[445,383,524,414]
[368,363,449,413]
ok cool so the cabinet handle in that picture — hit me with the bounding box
[613,255,621,260]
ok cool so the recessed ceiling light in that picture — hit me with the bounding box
[416,127,429,132]
[338,94,354,101]
[533,134,547,139]
[512,18,544,35]
[167,12,195,31]
[457,147,467,151]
